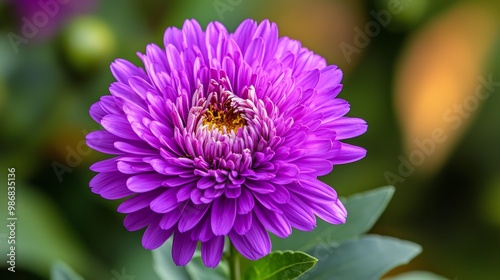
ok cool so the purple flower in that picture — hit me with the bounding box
[13,0,96,40]
[86,19,367,268]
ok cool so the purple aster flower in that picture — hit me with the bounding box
[86,19,367,268]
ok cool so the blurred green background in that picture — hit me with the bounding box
[1,0,499,279]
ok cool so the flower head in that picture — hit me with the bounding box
[86,19,367,268]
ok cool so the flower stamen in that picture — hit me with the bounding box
[202,96,246,133]
[202,89,246,133]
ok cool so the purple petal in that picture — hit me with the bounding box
[244,37,265,67]
[142,220,174,250]
[231,19,257,53]
[229,220,271,260]
[281,194,317,231]
[89,102,107,123]
[178,203,210,232]
[150,188,181,213]
[190,214,214,242]
[316,65,342,95]
[237,188,255,214]
[201,236,225,268]
[114,141,157,155]
[311,199,347,224]
[287,180,338,204]
[123,208,156,231]
[244,180,275,194]
[253,192,282,213]
[118,189,163,213]
[331,143,367,165]
[233,212,252,235]
[225,186,241,198]
[197,176,215,190]
[159,204,185,230]
[117,161,154,174]
[272,163,299,184]
[127,173,166,192]
[86,131,123,155]
[101,114,141,140]
[254,206,291,238]
[89,172,133,199]
[271,184,290,204]
[329,117,367,140]
[172,231,197,266]
[111,58,147,84]
[162,176,198,187]
[211,197,237,235]
[89,158,118,172]
[294,158,332,176]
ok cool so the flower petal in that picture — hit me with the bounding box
[211,197,237,235]
[244,180,275,194]
[331,143,367,165]
[118,189,163,213]
[150,188,181,213]
[237,188,255,214]
[123,208,156,231]
[201,236,225,268]
[89,172,132,199]
[233,212,252,235]
[127,173,165,192]
[178,203,210,232]
[172,231,197,266]
[229,220,271,260]
[142,220,174,250]
[254,206,291,238]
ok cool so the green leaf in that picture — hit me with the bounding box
[332,186,395,240]
[384,271,449,280]
[51,261,84,280]
[303,235,422,280]
[153,239,191,280]
[272,186,395,251]
[244,251,317,280]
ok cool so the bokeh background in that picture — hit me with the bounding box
[1,0,499,279]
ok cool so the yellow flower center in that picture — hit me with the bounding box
[202,100,246,133]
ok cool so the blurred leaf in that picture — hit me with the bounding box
[0,184,96,278]
[394,2,498,176]
[376,0,430,29]
[303,235,422,280]
[244,251,317,280]
[51,261,84,280]
[272,186,395,251]
[328,186,395,241]
[384,270,448,280]
[185,256,228,280]
[153,239,191,280]
[479,174,500,227]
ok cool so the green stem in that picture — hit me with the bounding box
[229,242,241,280]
